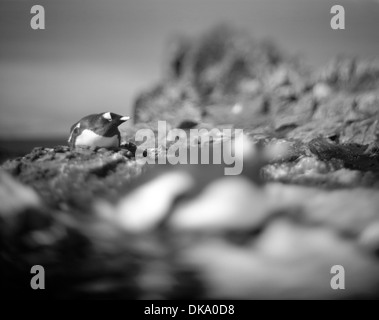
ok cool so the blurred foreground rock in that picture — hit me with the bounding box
[1,26,379,299]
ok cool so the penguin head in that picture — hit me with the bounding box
[68,112,130,148]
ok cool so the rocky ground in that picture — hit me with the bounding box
[1,26,379,299]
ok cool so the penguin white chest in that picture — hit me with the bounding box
[75,129,119,147]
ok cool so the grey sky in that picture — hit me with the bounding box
[0,0,378,138]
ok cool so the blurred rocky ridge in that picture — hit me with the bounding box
[1,25,379,299]
[134,25,379,146]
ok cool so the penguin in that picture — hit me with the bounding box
[68,112,130,148]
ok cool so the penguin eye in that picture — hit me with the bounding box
[103,112,112,121]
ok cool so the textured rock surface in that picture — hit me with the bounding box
[1,26,379,299]
[133,27,379,147]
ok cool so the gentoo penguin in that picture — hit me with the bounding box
[68,112,130,148]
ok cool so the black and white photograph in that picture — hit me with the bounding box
[1,0,379,302]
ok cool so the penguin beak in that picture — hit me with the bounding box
[119,116,130,122]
